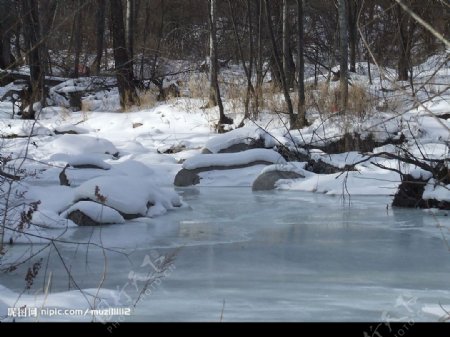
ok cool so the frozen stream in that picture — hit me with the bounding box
[2,187,450,321]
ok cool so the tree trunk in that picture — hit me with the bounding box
[282,0,293,88]
[91,0,105,75]
[396,3,409,81]
[140,0,152,79]
[338,0,348,113]
[125,0,134,70]
[264,0,295,128]
[227,0,255,121]
[39,0,57,75]
[347,0,358,73]
[0,1,16,69]
[208,0,218,107]
[207,0,232,124]
[21,0,45,119]
[296,0,306,128]
[151,0,165,79]
[110,0,138,109]
[255,0,263,114]
[73,0,82,78]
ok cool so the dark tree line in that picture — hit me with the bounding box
[0,0,447,122]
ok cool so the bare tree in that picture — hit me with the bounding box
[296,0,307,127]
[338,0,348,113]
[73,0,83,78]
[207,0,232,124]
[255,0,264,115]
[39,0,57,74]
[347,0,360,73]
[110,0,139,109]
[282,0,293,88]
[91,0,105,75]
[207,0,219,108]
[227,0,255,121]
[395,1,415,81]
[264,0,295,128]
[0,0,17,70]
[125,0,135,69]
[20,0,45,119]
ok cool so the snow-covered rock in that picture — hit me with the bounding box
[49,153,112,170]
[73,176,182,218]
[203,126,277,153]
[252,163,306,191]
[183,149,286,170]
[45,134,119,157]
[423,179,450,203]
[61,201,125,226]
[174,149,286,187]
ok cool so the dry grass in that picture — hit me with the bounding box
[137,89,158,109]
[187,73,209,101]
[58,107,72,121]
[261,82,288,113]
[306,82,376,120]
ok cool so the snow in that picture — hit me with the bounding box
[31,210,77,228]
[183,149,286,170]
[61,201,125,224]
[278,169,400,195]
[410,168,433,181]
[423,179,450,202]
[261,162,307,174]
[311,151,368,169]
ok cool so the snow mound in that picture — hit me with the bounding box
[73,176,182,217]
[411,143,449,160]
[31,210,77,228]
[0,120,51,137]
[423,179,450,202]
[204,126,277,153]
[183,149,286,170]
[49,153,112,169]
[46,134,119,156]
[54,124,90,134]
[61,201,125,224]
[261,162,306,175]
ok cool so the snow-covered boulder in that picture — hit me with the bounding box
[45,134,119,157]
[183,149,285,170]
[61,201,125,226]
[72,176,182,219]
[174,149,286,187]
[49,153,112,170]
[202,127,277,154]
[252,164,305,191]
[422,179,450,209]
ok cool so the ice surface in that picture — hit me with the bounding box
[2,188,450,322]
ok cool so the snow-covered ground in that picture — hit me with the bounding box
[1,52,449,321]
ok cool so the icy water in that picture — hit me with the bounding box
[3,188,450,321]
